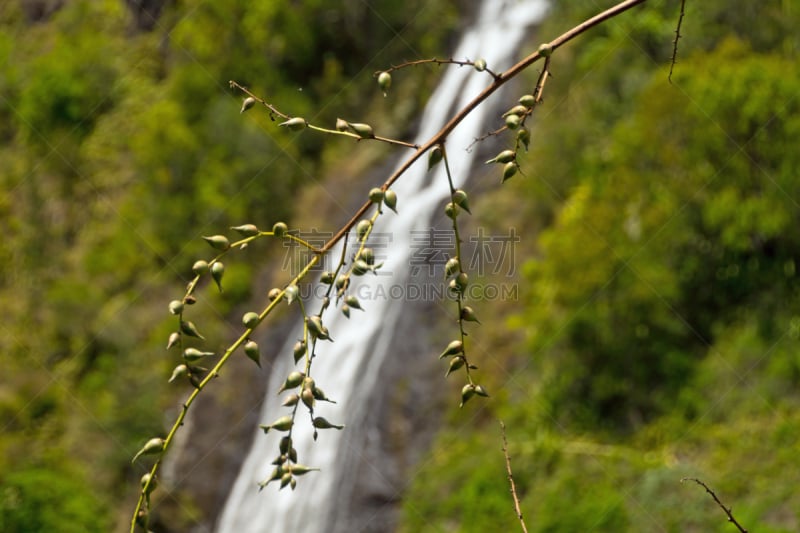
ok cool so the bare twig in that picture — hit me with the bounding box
[501,421,529,533]
[377,57,501,81]
[681,477,748,533]
[668,0,686,83]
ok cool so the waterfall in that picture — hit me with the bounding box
[217,1,548,531]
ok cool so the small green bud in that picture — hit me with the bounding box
[293,340,306,363]
[279,436,292,454]
[444,202,460,220]
[502,162,518,182]
[351,259,370,276]
[335,275,350,291]
[231,224,259,237]
[344,294,362,310]
[284,284,299,305]
[166,332,180,350]
[140,473,157,495]
[538,43,553,58]
[312,385,335,403]
[460,384,476,407]
[460,306,481,323]
[439,340,464,359]
[168,300,184,315]
[474,58,487,72]
[455,272,469,291]
[240,97,256,114]
[505,114,521,130]
[358,248,375,265]
[519,94,536,108]
[452,189,471,214]
[282,393,299,407]
[313,416,345,430]
[335,118,349,132]
[280,472,293,489]
[355,219,371,241]
[517,127,531,151]
[272,222,288,237]
[244,340,261,368]
[377,71,392,96]
[320,271,335,284]
[301,387,315,409]
[445,356,465,377]
[278,371,305,394]
[288,464,320,476]
[307,315,330,340]
[243,311,260,329]
[341,303,351,318]
[192,260,209,276]
[202,235,230,251]
[183,347,214,363]
[369,188,384,204]
[180,320,205,339]
[486,149,516,164]
[168,364,188,383]
[445,257,460,279]
[280,117,307,131]
[260,415,294,434]
[211,262,225,292]
[132,437,164,463]
[383,189,398,213]
[428,145,443,170]
[475,384,490,397]
[268,288,281,301]
[349,123,374,138]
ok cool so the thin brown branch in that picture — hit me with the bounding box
[321,0,648,254]
[681,478,748,533]
[501,421,529,533]
[669,0,686,83]
[378,57,501,80]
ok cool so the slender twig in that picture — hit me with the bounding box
[669,0,686,83]
[377,57,501,81]
[681,478,748,533]
[501,421,529,533]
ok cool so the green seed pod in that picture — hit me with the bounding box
[289,464,320,476]
[301,387,315,408]
[460,306,481,323]
[284,284,299,305]
[231,224,259,237]
[240,97,256,114]
[444,202,460,220]
[444,257,460,279]
[335,118,349,131]
[349,122,374,138]
[280,117,307,131]
[268,288,281,301]
[439,340,464,359]
[335,275,350,291]
[377,71,392,96]
[131,437,165,463]
[242,312,260,329]
[452,189,471,214]
[202,235,230,251]
[351,259,370,276]
[280,472,293,489]
[168,364,188,383]
[460,384,476,407]
[344,295,362,310]
[306,315,325,339]
[313,416,344,430]
[503,105,529,118]
[312,385,335,403]
[168,300,184,315]
[140,473,157,495]
[184,295,196,305]
[356,219,371,241]
[517,127,531,151]
[341,303,351,318]
[486,149,516,164]
[293,340,306,364]
[445,356,465,377]
[260,415,294,434]
[358,248,375,265]
[320,271,335,284]
[192,260,209,276]
[474,58,487,72]
[244,340,261,367]
[519,94,536,108]
[302,376,315,391]
[279,436,292,455]
[502,162,518,182]
[272,222,288,237]
[278,371,305,394]
[369,188,384,204]
[166,332,180,350]
[455,272,469,291]
[183,347,214,363]
[211,262,225,292]
[290,477,297,490]
[538,43,552,58]
[474,384,490,397]
[282,393,299,407]
[180,320,205,339]
[383,189,398,213]
[505,114,521,130]
[428,145,443,170]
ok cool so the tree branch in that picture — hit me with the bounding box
[681,477,748,533]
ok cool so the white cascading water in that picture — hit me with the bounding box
[218,1,548,531]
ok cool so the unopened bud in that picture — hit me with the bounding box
[242,312,260,329]
[272,222,288,237]
[280,117,307,131]
[505,114,521,130]
[452,189,471,214]
[202,235,230,251]
[474,58,487,72]
[192,260,209,276]
[244,340,261,368]
[349,123,374,138]
[383,189,398,213]
[231,224,259,237]
[240,97,256,113]
[168,300,184,315]
[444,202,460,220]
[356,219,372,241]
[502,162,518,182]
[377,71,392,96]
[211,262,225,292]
[428,145,443,170]
[335,118,349,131]
[538,43,552,57]
[369,188,384,204]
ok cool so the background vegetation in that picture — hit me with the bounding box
[1,0,798,531]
